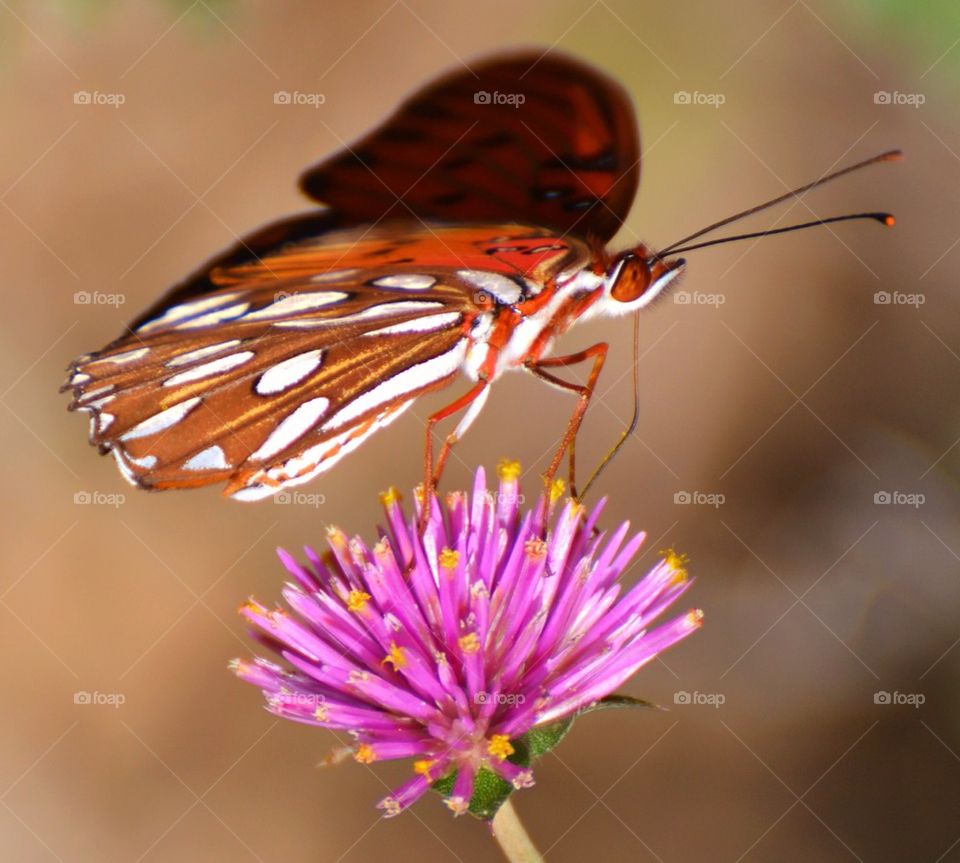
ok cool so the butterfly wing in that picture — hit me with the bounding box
[64,222,590,499]
[299,51,640,244]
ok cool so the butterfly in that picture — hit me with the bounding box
[63,50,899,502]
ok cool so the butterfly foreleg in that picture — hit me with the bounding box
[421,378,491,530]
[524,342,608,500]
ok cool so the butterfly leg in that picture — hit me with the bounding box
[525,342,608,500]
[421,379,490,529]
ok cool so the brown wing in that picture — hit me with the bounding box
[64,222,591,500]
[299,51,640,244]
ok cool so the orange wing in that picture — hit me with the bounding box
[64,223,590,499]
[299,51,640,244]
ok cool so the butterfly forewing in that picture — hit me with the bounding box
[65,223,591,498]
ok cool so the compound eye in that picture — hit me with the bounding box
[610,256,651,303]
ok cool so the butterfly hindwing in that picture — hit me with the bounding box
[299,51,640,244]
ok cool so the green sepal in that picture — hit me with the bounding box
[430,692,657,820]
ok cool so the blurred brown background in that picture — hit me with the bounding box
[2,1,958,860]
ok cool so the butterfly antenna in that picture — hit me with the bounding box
[579,311,643,500]
[663,212,895,256]
[658,149,902,257]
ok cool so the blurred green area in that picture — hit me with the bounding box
[32,0,231,21]
[12,1,957,80]
[849,0,960,74]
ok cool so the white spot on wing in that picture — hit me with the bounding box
[112,449,139,486]
[243,292,348,320]
[255,349,323,395]
[167,340,242,367]
[372,274,436,290]
[273,300,444,329]
[163,351,254,387]
[322,339,467,431]
[80,394,115,411]
[98,413,115,432]
[362,312,462,337]
[232,400,415,500]
[175,302,250,330]
[78,384,115,401]
[183,445,229,471]
[311,269,360,283]
[457,271,522,305]
[90,347,149,365]
[138,292,245,333]
[249,397,330,461]
[120,396,202,441]
[129,454,157,469]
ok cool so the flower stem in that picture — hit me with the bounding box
[491,799,544,863]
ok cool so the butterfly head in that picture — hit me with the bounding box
[605,248,686,313]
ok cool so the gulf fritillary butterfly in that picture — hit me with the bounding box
[63,51,898,501]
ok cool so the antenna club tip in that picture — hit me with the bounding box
[884,149,904,161]
[883,214,896,227]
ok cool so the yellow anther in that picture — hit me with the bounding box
[497,458,522,481]
[354,743,377,764]
[346,589,372,613]
[661,548,690,582]
[458,632,480,654]
[382,642,408,670]
[413,759,435,779]
[326,525,347,547]
[379,486,402,506]
[314,704,329,722]
[549,477,566,503]
[686,608,705,627]
[239,599,265,616]
[439,548,460,570]
[487,734,515,761]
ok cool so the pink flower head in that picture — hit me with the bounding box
[233,463,702,817]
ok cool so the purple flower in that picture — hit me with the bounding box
[232,463,702,817]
